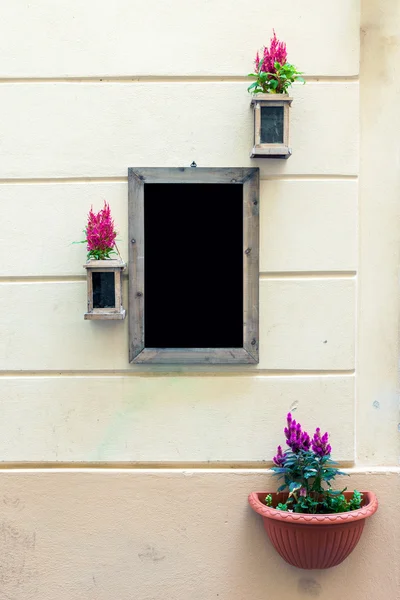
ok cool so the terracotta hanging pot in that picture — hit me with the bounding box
[248,491,378,569]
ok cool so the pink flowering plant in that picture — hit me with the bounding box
[265,413,362,514]
[77,201,118,260]
[248,31,304,95]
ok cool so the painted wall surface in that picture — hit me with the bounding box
[0,0,398,598]
[0,469,395,600]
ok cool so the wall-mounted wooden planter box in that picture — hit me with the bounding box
[84,259,126,320]
[250,94,292,159]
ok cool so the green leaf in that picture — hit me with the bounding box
[265,494,273,507]
[348,490,363,511]
[327,488,347,496]
[289,482,302,493]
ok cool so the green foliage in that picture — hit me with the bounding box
[348,490,363,511]
[321,490,363,513]
[73,233,119,260]
[86,247,117,260]
[265,494,273,507]
[248,60,304,95]
[268,448,363,514]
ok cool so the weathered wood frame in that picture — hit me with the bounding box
[84,259,126,320]
[128,167,259,364]
[250,94,292,159]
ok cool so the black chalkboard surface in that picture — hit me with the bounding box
[144,183,243,348]
[92,271,116,308]
[128,168,259,364]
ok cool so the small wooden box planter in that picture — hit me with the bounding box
[250,94,292,159]
[84,259,126,320]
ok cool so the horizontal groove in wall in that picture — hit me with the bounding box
[0,176,127,184]
[0,466,397,475]
[0,460,357,471]
[260,271,356,280]
[0,370,355,378]
[0,272,356,284]
[262,174,358,181]
[0,75,359,84]
[0,276,86,284]
[0,174,358,185]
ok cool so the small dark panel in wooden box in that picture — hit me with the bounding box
[92,271,115,308]
[260,106,284,144]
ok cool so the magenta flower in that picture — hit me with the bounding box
[284,413,311,453]
[312,428,332,457]
[268,414,357,515]
[256,30,288,75]
[248,30,303,95]
[273,445,285,466]
[85,201,117,260]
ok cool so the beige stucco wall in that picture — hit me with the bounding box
[0,0,398,598]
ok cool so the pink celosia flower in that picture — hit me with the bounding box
[85,201,117,259]
[249,30,303,95]
[255,30,288,74]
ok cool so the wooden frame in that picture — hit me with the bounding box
[128,167,259,364]
[250,94,292,159]
[84,259,126,320]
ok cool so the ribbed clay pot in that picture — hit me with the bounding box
[248,491,378,569]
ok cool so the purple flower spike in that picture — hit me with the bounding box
[284,413,310,453]
[301,431,311,450]
[312,428,331,457]
[273,445,285,466]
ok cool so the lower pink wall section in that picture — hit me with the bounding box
[0,469,396,600]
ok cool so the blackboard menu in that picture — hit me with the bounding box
[128,168,259,364]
